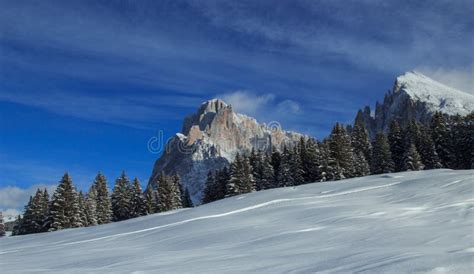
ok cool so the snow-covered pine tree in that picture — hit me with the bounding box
[351,122,372,166]
[93,172,112,224]
[226,153,254,196]
[302,138,321,183]
[404,120,422,152]
[403,144,424,171]
[371,133,395,174]
[130,178,147,217]
[290,146,305,185]
[417,125,442,169]
[388,120,405,172]
[170,175,183,210]
[216,167,230,199]
[49,173,82,231]
[450,113,473,169]
[202,171,217,204]
[258,154,275,190]
[181,187,194,208]
[40,188,50,232]
[0,212,5,237]
[144,185,156,214]
[329,123,355,179]
[78,191,88,227]
[270,147,282,186]
[111,171,132,221]
[85,186,98,226]
[430,111,452,168]
[20,195,35,234]
[353,150,370,177]
[276,146,294,187]
[12,215,22,236]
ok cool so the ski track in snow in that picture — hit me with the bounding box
[1,180,405,254]
[1,170,473,273]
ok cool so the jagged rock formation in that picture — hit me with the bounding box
[355,71,474,138]
[148,99,303,204]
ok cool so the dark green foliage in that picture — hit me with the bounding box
[226,153,254,196]
[130,178,147,218]
[371,133,394,174]
[144,185,156,214]
[388,120,405,172]
[111,171,132,222]
[93,172,112,224]
[301,138,321,182]
[403,144,424,171]
[430,112,452,167]
[49,173,82,231]
[329,123,355,179]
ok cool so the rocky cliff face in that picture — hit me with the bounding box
[148,99,303,204]
[355,71,474,138]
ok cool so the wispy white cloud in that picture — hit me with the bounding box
[219,91,275,117]
[418,67,474,94]
[0,184,57,215]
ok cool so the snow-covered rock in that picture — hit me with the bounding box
[148,99,303,204]
[1,169,473,273]
[355,71,474,138]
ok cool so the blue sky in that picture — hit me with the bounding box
[0,0,473,214]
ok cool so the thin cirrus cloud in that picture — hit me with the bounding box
[0,0,472,131]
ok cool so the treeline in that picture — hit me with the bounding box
[202,111,473,204]
[11,172,193,236]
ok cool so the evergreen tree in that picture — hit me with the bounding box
[302,138,321,182]
[85,186,98,226]
[418,125,442,169]
[450,113,474,169]
[371,133,394,174]
[12,215,22,236]
[170,175,183,210]
[78,191,88,227]
[353,150,370,177]
[49,173,82,231]
[403,144,424,171]
[111,171,132,222]
[93,172,112,224]
[130,178,147,218]
[144,185,156,214]
[351,122,372,165]
[290,146,305,185]
[40,189,50,232]
[270,148,282,184]
[318,140,339,182]
[258,154,275,190]
[215,167,230,199]
[156,172,182,212]
[181,187,194,208]
[276,146,294,186]
[329,123,355,178]
[202,171,217,204]
[0,212,5,237]
[226,153,254,196]
[388,120,405,172]
[430,111,452,167]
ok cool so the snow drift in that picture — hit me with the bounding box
[1,169,473,273]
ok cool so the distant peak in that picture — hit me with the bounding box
[199,98,229,114]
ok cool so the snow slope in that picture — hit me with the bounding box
[1,169,473,273]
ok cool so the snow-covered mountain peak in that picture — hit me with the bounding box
[394,71,474,116]
[355,71,474,138]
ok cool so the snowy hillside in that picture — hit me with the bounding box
[1,169,473,273]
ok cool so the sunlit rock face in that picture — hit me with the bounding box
[355,71,474,139]
[148,99,303,204]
